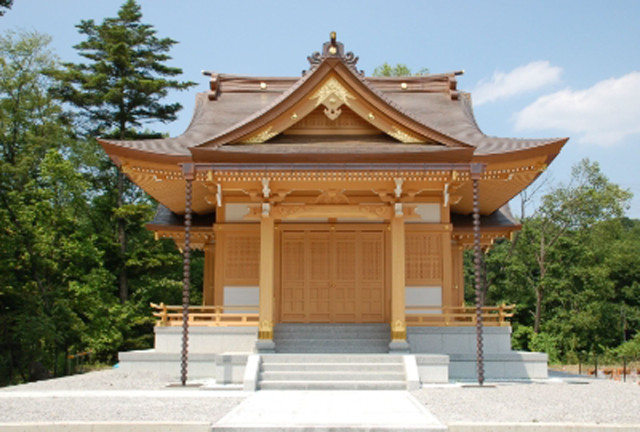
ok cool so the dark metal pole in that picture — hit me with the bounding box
[472,176,485,386]
[181,165,195,386]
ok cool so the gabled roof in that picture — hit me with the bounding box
[99,34,567,166]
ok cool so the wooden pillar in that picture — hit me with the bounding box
[257,213,276,352]
[389,212,409,352]
[202,241,215,305]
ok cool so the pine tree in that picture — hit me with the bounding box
[50,0,195,303]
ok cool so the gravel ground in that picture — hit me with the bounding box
[0,369,245,423]
[412,378,640,425]
[0,369,176,392]
[2,369,640,425]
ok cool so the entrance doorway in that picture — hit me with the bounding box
[279,226,386,323]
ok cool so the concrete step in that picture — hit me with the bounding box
[261,362,405,372]
[256,353,407,391]
[258,380,407,390]
[275,324,389,332]
[261,354,402,363]
[260,371,405,381]
[275,343,389,353]
[274,323,392,354]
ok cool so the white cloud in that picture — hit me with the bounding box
[473,61,562,105]
[514,72,640,146]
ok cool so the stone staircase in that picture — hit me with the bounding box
[274,323,390,353]
[254,324,407,390]
[258,354,407,390]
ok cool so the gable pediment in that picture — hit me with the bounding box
[196,55,472,149]
[234,71,439,145]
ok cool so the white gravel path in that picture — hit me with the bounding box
[412,378,640,425]
[0,369,175,392]
[0,369,245,423]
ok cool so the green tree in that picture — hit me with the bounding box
[49,0,195,303]
[528,159,631,334]
[0,0,13,16]
[0,30,115,384]
[372,62,429,77]
[478,160,635,361]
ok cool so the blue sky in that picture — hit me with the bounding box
[3,0,640,218]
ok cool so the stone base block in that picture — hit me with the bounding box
[216,353,250,384]
[118,350,251,383]
[117,350,217,379]
[255,339,276,353]
[388,340,411,353]
[154,326,258,354]
[415,354,450,383]
[449,351,548,380]
[407,326,513,355]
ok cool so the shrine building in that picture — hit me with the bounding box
[101,34,566,387]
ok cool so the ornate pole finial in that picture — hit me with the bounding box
[305,32,361,74]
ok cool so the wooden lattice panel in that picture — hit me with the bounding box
[223,233,260,283]
[358,231,385,321]
[308,234,331,322]
[405,232,443,285]
[333,232,357,322]
[280,232,306,321]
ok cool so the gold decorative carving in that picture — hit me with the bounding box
[241,126,277,144]
[259,320,273,331]
[391,320,406,340]
[271,204,393,220]
[310,77,355,121]
[258,320,274,339]
[314,189,349,204]
[258,330,273,339]
[388,126,423,144]
[244,205,262,220]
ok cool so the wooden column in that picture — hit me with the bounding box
[257,213,276,351]
[389,212,409,351]
[202,241,215,305]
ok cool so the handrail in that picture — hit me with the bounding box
[149,302,514,327]
[150,302,259,327]
[405,303,515,327]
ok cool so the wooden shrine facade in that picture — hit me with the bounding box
[100,34,567,350]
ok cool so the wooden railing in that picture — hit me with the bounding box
[150,302,259,327]
[150,303,514,327]
[406,304,515,327]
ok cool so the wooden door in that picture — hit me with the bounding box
[332,231,358,322]
[280,231,306,322]
[279,227,385,323]
[358,231,385,322]
[307,232,331,322]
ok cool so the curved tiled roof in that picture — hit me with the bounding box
[100,47,566,161]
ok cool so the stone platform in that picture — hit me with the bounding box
[118,325,548,386]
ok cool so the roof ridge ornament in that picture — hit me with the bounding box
[305,32,362,75]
